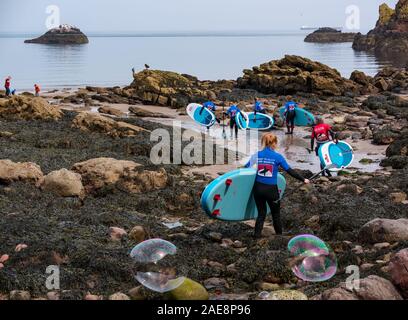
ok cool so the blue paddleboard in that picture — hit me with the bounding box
[187,103,216,127]
[279,107,315,127]
[235,111,249,130]
[318,141,354,172]
[201,169,286,221]
[247,112,274,131]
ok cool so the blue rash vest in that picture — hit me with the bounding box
[203,101,216,112]
[226,105,240,118]
[254,101,264,112]
[245,147,291,185]
[284,101,298,114]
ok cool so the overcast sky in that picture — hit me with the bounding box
[0,0,398,33]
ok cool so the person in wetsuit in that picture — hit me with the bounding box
[225,103,242,140]
[202,101,221,124]
[253,98,266,116]
[245,133,310,238]
[283,96,298,135]
[310,116,338,177]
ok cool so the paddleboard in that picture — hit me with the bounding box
[186,103,216,127]
[247,112,274,130]
[201,169,286,221]
[318,141,354,172]
[279,107,315,127]
[235,111,249,130]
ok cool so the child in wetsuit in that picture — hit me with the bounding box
[245,133,310,238]
[283,96,298,135]
[225,104,241,140]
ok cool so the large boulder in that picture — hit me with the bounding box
[40,169,85,197]
[389,248,408,298]
[72,158,141,192]
[0,160,43,184]
[237,55,362,96]
[304,28,356,43]
[353,1,408,62]
[358,218,408,243]
[72,112,147,137]
[0,96,62,120]
[381,128,408,169]
[25,25,89,44]
[316,275,403,300]
[127,70,233,108]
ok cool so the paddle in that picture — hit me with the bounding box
[276,164,339,203]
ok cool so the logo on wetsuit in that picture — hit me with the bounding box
[257,164,274,178]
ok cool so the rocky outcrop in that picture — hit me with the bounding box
[353,1,408,61]
[358,218,408,244]
[117,167,168,194]
[127,69,234,108]
[25,25,89,45]
[372,67,408,92]
[316,275,403,300]
[0,160,43,184]
[237,55,362,96]
[72,112,147,137]
[97,106,124,117]
[305,28,356,43]
[40,169,85,197]
[0,96,62,121]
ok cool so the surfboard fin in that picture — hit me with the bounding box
[213,194,221,201]
[225,179,232,186]
[212,209,221,217]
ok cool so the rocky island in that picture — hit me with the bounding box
[353,0,408,62]
[25,24,89,45]
[304,27,356,43]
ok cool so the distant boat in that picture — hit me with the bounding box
[301,26,343,31]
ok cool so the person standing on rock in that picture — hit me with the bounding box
[283,96,298,135]
[245,133,310,239]
[34,84,41,97]
[225,103,242,140]
[4,76,11,96]
[311,116,338,177]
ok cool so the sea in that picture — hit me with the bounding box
[0,31,394,91]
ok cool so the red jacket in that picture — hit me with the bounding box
[312,123,332,143]
[5,79,10,89]
[35,85,41,93]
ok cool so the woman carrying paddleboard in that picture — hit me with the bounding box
[245,133,310,239]
[310,117,338,177]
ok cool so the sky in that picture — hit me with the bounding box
[0,0,398,34]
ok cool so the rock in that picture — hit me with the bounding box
[0,254,9,263]
[373,242,391,250]
[353,1,408,63]
[317,275,402,300]
[0,96,62,120]
[128,106,170,118]
[41,169,85,197]
[352,245,364,255]
[0,160,43,184]
[381,155,408,169]
[129,69,234,108]
[266,290,308,300]
[203,277,229,290]
[72,112,147,138]
[256,282,281,291]
[208,232,223,242]
[129,226,146,243]
[358,218,408,243]
[167,278,209,300]
[72,157,141,192]
[98,106,124,117]
[108,292,130,300]
[390,192,407,203]
[305,28,356,43]
[15,244,28,252]
[109,227,127,241]
[373,126,400,145]
[128,286,145,300]
[47,291,60,300]
[333,116,346,124]
[84,293,102,300]
[335,183,363,195]
[117,167,168,194]
[10,290,31,300]
[237,55,362,96]
[389,248,408,298]
[25,25,89,44]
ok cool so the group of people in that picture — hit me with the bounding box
[201,97,339,239]
[3,76,41,97]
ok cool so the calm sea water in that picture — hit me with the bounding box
[0,33,392,91]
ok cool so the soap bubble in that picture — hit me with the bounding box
[287,234,337,282]
[130,239,185,293]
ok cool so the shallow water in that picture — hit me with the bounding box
[0,33,393,90]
